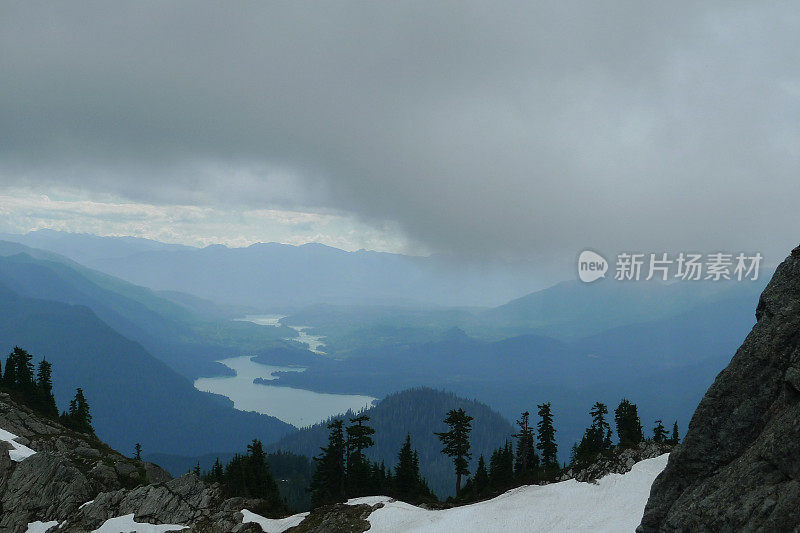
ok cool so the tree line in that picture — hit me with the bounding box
[1,346,94,435]
[306,398,679,508]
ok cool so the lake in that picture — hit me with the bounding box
[236,314,327,354]
[194,355,375,427]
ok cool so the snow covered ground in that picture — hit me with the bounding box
[0,427,37,461]
[90,514,186,532]
[245,454,668,533]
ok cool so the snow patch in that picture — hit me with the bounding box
[0,427,36,461]
[241,509,308,533]
[78,500,94,509]
[365,454,669,533]
[25,521,58,533]
[91,514,186,532]
[346,495,394,506]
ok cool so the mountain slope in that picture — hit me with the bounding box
[0,245,299,379]
[269,388,515,498]
[0,283,294,457]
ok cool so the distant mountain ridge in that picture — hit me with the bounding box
[0,230,545,308]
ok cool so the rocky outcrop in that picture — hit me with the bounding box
[639,246,800,531]
[0,392,275,532]
[559,441,673,483]
[286,502,382,533]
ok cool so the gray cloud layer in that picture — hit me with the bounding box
[1,1,799,260]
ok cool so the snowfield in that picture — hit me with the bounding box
[0,427,37,461]
[246,453,668,533]
[90,514,186,532]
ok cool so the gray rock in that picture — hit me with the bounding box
[639,245,800,532]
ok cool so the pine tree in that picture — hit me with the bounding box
[573,401,614,463]
[309,419,347,508]
[614,398,643,447]
[536,403,558,472]
[134,443,142,460]
[12,347,35,391]
[473,455,489,495]
[35,359,58,418]
[671,421,680,444]
[393,435,432,503]
[210,457,224,483]
[513,411,538,479]
[3,352,15,387]
[345,414,375,496]
[193,462,201,476]
[435,408,473,496]
[653,420,668,443]
[62,388,94,434]
[488,440,514,491]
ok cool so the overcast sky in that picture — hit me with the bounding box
[1,1,799,265]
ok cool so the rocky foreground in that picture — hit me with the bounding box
[0,391,271,532]
[639,246,800,531]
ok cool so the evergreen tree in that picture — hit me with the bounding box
[393,435,433,503]
[671,421,680,444]
[653,419,668,443]
[536,402,558,471]
[472,455,489,496]
[193,462,201,476]
[35,359,58,418]
[61,388,94,434]
[435,408,473,496]
[488,440,514,491]
[12,347,35,392]
[210,457,224,483]
[309,419,347,508]
[345,414,375,496]
[573,402,613,463]
[513,411,538,479]
[134,443,142,460]
[614,398,644,447]
[3,353,15,387]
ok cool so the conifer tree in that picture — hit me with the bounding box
[62,388,94,434]
[513,411,538,478]
[573,401,614,463]
[435,408,473,496]
[309,419,347,508]
[671,421,680,444]
[12,347,35,391]
[488,440,514,491]
[536,403,558,471]
[210,457,224,483]
[614,398,644,447]
[35,359,58,418]
[473,455,489,495]
[393,434,433,503]
[134,443,142,460]
[345,414,375,496]
[653,420,668,443]
[3,353,15,387]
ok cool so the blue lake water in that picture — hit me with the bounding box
[194,355,375,427]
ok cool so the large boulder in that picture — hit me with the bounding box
[639,246,800,531]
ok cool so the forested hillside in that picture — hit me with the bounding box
[270,388,514,497]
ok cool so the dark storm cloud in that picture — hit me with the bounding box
[1,1,799,260]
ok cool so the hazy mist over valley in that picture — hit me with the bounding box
[1,3,799,532]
